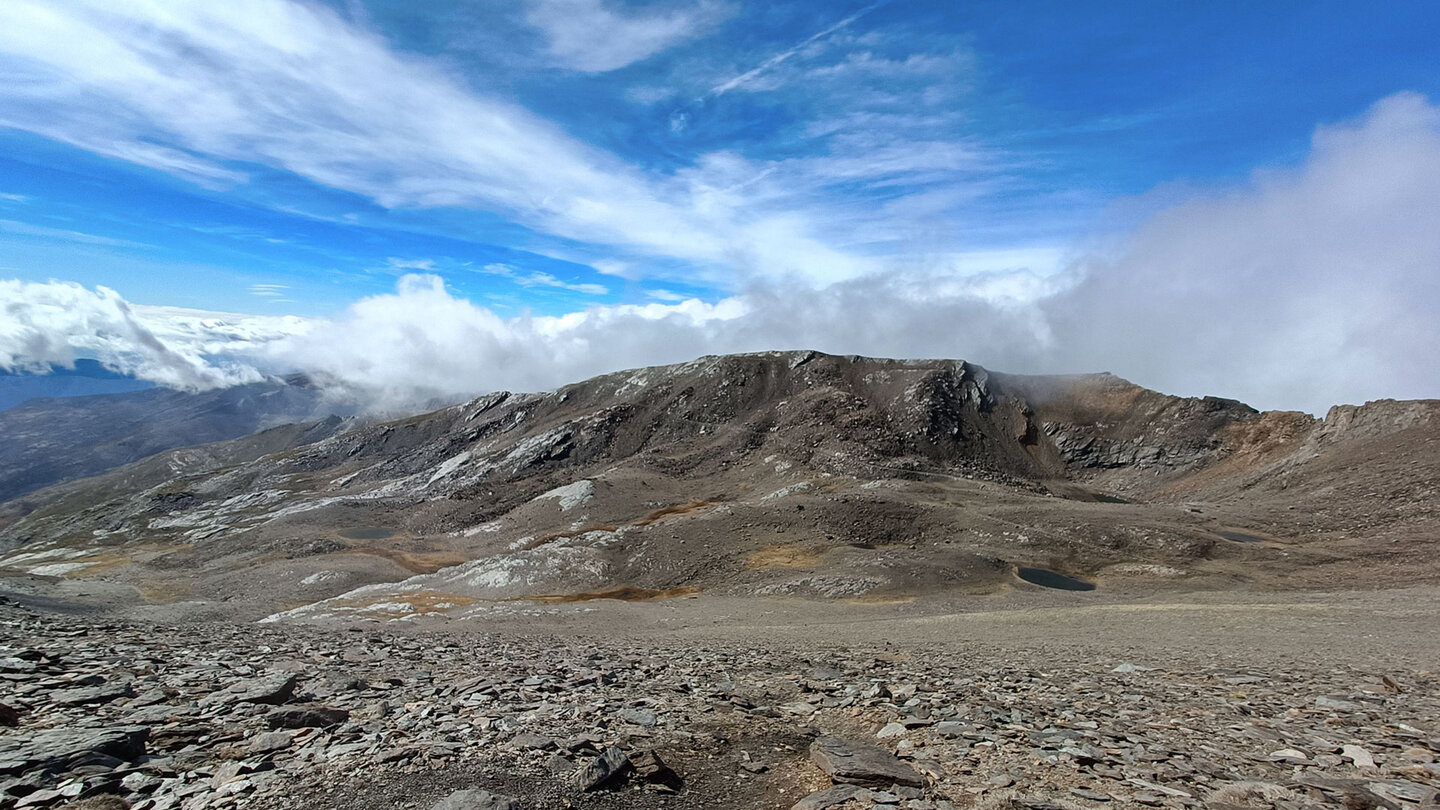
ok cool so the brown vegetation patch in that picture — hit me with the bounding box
[633,500,718,526]
[135,579,193,603]
[520,523,620,551]
[523,585,699,603]
[350,548,470,574]
[328,589,481,616]
[64,553,134,576]
[747,545,823,569]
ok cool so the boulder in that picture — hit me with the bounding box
[809,737,923,787]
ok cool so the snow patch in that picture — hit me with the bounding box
[28,562,95,577]
[462,520,505,537]
[762,481,812,501]
[534,479,595,512]
[427,451,472,485]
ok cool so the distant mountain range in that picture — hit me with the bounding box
[0,374,351,503]
[0,359,155,411]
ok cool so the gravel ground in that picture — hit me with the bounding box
[1,588,1437,810]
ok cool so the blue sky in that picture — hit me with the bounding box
[2,0,1434,315]
[1,1,1439,412]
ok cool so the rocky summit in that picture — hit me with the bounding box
[0,350,1437,809]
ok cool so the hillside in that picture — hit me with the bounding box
[0,351,1434,622]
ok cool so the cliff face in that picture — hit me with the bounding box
[0,351,1435,620]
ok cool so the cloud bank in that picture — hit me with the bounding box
[3,94,1439,414]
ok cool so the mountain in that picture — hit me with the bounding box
[0,350,1434,621]
[0,374,350,503]
[0,358,154,411]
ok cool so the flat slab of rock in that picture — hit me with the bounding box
[792,784,864,810]
[809,736,923,787]
[431,788,521,810]
[50,678,133,707]
[0,726,148,776]
[199,673,297,707]
[267,705,349,729]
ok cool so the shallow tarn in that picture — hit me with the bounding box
[1015,567,1096,591]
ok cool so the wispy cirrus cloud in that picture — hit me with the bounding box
[0,0,903,287]
[525,0,731,72]
[0,0,1055,290]
[482,263,608,295]
[0,219,151,249]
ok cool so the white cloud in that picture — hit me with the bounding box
[2,94,1437,414]
[249,283,289,298]
[525,0,728,72]
[0,280,278,389]
[386,258,436,272]
[1039,91,1440,410]
[0,0,870,285]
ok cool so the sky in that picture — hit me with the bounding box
[1,0,1439,413]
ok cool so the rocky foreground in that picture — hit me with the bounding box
[1,596,1438,810]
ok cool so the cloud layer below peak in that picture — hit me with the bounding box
[5,89,1440,419]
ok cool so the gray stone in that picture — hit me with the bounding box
[791,784,864,810]
[50,678,133,707]
[0,726,148,776]
[809,737,924,787]
[1315,696,1361,712]
[619,708,657,727]
[630,749,681,790]
[199,673,297,707]
[245,731,294,754]
[509,732,556,751]
[574,746,631,791]
[266,705,348,729]
[430,788,521,810]
[121,772,162,793]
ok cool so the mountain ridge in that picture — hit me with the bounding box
[0,350,1434,621]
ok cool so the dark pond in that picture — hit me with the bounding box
[1215,531,1264,543]
[1094,493,1128,504]
[339,527,396,540]
[1017,567,1096,591]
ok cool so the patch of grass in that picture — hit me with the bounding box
[327,590,482,617]
[66,553,134,576]
[634,500,718,526]
[523,586,699,604]
[747,545,823,569]
[135,579,193,603]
